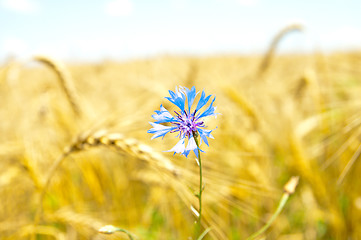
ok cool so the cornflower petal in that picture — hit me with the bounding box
[152,105,176,123]
[165,97,183,112]
[186,86,197,113]
[166,137,186,154]
[168,89,177,99]
[198,128,214,146]
[189,147,204,158]
[186,136,197,152]
[197,97,217,119]
[154,105,169,114]
[196,90,212,112]
[165,87,186,111]
[147,122,176,139]
[183,150,191,157]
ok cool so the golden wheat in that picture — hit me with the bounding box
[33,55,82,117]
[1,51,361,239]
[258,23,303,75]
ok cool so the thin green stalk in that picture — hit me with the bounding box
[246,193,289,240]
[193,132,203,238]
[246,176,299,240]
[197,227,212,240]
[114,228,135,240]
[32,152,70,240]
[98,225,136,240]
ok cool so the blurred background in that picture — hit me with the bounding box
[1,0,361,62]
[1,1,361,240]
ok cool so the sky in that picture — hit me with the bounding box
[1,0,361,62]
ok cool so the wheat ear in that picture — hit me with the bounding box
[33,55,81,116]
[258,24,303,75]
[33,130,179,240]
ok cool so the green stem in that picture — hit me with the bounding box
[197,227,212,240]
[99,225,136,240]
[246,193,290,240]
[114,228,135,240]
[193,132,203,238]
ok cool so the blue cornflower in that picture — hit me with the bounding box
[148,86,217,157]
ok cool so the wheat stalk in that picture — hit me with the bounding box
[33,55,81,116]
[0,61,21,86]
[48,207,105,233]
[258,23,303,75]
[223,86,260,128]
[185,59,198,88]
[32,129,179,240]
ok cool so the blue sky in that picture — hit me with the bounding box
[1,0,361,62]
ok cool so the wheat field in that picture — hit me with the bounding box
[0,49,361,239]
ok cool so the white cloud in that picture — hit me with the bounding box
[73,37,124,58]
[1,0,39,13]
[319,25,361,49]
[170,0,188,9]
[104,0,133,17]
[1,37,72,61]
[235,0,258,6]
[216,0,259,7]
[2,37,29,58]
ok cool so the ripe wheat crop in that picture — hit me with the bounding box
[0,42,360,239]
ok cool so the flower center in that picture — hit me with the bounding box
[171,110,204,138]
